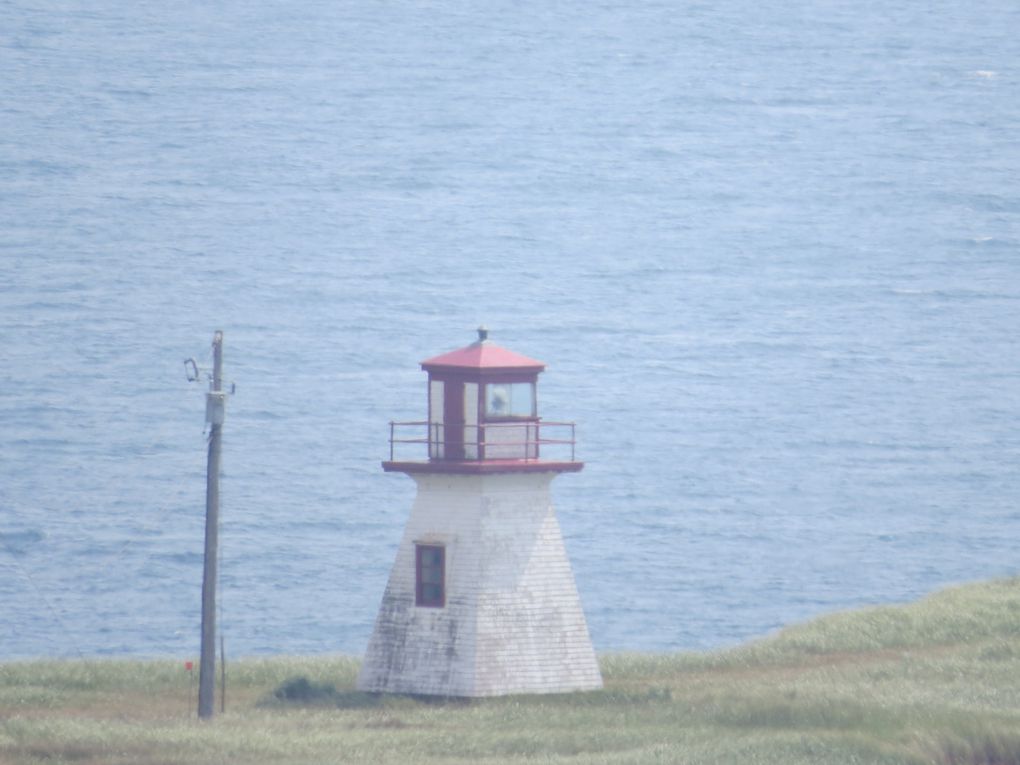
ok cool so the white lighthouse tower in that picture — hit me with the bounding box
[357,329,602,697]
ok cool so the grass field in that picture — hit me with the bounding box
[2,577,1019,764]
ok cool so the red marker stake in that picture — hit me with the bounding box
[185,661,195,718]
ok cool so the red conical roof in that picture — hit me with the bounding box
[421,330,545,373]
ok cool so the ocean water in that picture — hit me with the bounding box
[2,0,1019,659]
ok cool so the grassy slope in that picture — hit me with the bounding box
[2,577,1019,765]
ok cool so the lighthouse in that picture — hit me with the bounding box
[357,329,603,697]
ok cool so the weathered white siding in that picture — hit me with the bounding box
[358,472,602,697]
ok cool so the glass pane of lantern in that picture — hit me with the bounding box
[509,383,534,416]
[486,385,510,416]
[486,383,534,418]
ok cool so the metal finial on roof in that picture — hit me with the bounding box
[477,326,489,342]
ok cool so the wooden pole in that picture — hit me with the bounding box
[220,634,227,714]
[198,330,223,719]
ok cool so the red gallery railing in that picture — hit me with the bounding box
[388,420,577,463]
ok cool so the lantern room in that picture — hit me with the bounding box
[384,328,581,474]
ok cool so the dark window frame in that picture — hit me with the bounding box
[415,543,445,608]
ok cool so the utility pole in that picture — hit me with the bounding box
[198,330,224,720]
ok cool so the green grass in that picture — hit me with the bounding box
[2,577,1019,764]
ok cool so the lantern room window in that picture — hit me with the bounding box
[415,544,445,608]
[485,382,535,419]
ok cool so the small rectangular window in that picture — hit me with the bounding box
[415,544,445,608]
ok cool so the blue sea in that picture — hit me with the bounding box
[2,0,1019,660]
